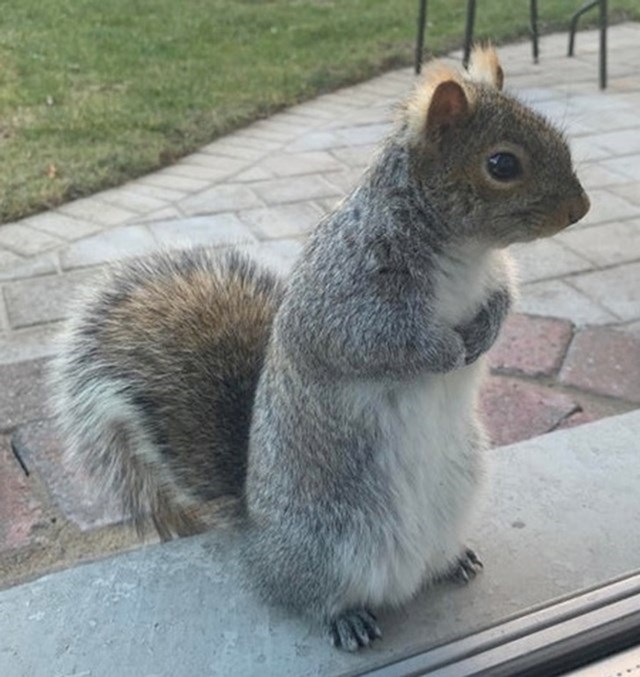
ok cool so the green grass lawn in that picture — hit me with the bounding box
[0,0,637,224]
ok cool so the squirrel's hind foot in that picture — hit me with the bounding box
[441,547,483,585]
[328,608,382,652]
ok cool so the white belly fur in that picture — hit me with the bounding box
[335,246,513,611]
[336,360,486,611]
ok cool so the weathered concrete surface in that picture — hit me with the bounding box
[1,410,640,677]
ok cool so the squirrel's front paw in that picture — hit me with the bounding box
[439,548,483,585]
[328,608,382,652]
[431,330,466,373]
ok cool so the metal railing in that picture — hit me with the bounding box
[415,0,608,89]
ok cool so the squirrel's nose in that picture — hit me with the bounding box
[567,190,590,224]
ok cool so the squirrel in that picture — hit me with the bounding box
[52,45,590,652]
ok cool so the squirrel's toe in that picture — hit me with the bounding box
[441,547,484,585]
[328,608,382,652]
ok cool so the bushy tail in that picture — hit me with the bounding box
[50,248,283,540]
[51,350,204,539]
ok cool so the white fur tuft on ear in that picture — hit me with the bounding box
[467,44,504,90]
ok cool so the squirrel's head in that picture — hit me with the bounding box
[401,45,590,247]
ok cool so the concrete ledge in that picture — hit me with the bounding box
[2,411,640,677]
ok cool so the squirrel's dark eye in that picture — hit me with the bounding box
[486,152,522,181]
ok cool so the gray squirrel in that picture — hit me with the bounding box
[52,46,590,651]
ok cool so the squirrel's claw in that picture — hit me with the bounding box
[442,547,484,585]
[329,608,382,652]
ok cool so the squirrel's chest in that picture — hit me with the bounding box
[432,247,509,326]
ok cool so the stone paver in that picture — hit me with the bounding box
[481,377,579,447]
[587,128,640,156]
[180,183,263,215]
[0,249,22,272]
[601,154,640,181]
[560,328,640,403]
[260,151,345,177]
[124,181,188,203]
[0,323,62,366]
[161,163,234,183]
[11,419,127,531]
[59,225,157,271]
[510,238,593,283]
[609,182,640,206]
[329,143,377,168]
[489,314,574,377]
[322,167,368,194]
[203,137,275,158]
[238,202,324,239]
[20,212,104,242]
[515,279,618,326]
[281,130,343,153]
[0,224,62,257]
[0,358,50,432]
[557,397,630,431]
[0,436,47,552]
[139,172,211,192]
[251,175,341,205]
[0,253,58,282]
[571,188,639,228]
[576,162,631,190]
[568,261,640,322]
[233,166,274,182]
[148,214,257,249]
[58,197,137,227]
[135,206,183,223]
[624,320,640,337]
[244,238,304,273]
[333,123,393,146]
[96,188,170,214]
[204,137,281,157]
[231,126,292,144]
[556,218,640,267]
[582,109,640,134]
[0,23,639,589]
[569,135,612,163]
[3,269,102,328]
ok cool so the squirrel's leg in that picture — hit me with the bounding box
[456,288,511,365]
[327,608,382,652]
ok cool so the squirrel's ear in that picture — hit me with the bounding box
[426,80,470,132]
[467,44,504,90]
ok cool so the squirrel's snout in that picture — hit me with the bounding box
[537,189,591,238]
[567,191,590,225]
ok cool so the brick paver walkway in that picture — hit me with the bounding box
[1,24,639,588]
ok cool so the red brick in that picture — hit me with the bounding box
[12,419,128,531]
[0,436,48,552]
[557,398,634,431]
[480,377,579,447]
[488,313,574,377]
[559,328,640,403]
[0,358,50,432]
